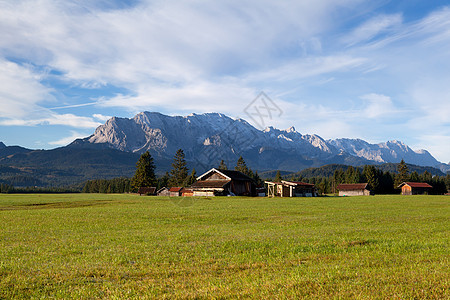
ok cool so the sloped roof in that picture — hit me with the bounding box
[191,180,230,188]
[337,183,368,191]
[398,182,432,188]
[197,168,253,181]
[282,180,315,187]
[138,187,156,194]
[169,187,183,192]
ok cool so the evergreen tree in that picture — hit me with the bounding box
[420,170,432,183]
[395,159,409,187]
[218,160,228,170]
[235,156,249,175]
[409,171,420,182]
[157,171,170,190]
[363,165,379,192]
[344,166,360,183]
[252,171,263,186]
[169,149,189,187]
[131,151,157,191]
[274,170,283,182]
[184,168,197,186]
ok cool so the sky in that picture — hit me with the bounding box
[0,0,449,163]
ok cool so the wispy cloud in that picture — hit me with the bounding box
[0,113,101,128]
[49,130,88,146]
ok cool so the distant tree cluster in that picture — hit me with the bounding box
[279,159,449,195]
[82,178,132,193]
[0,182,81,194]
[232,156,263,186]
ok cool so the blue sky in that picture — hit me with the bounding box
[0,0,449,163]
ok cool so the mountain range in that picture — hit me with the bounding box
[71,111,448,172]
[0,111,448,187]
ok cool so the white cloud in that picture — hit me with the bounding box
[360,93,396,118]
[93,114,112,122]
[343,14,402,46]
[0,113,101,129]
[0,59,52,118]
[49,130,88,146]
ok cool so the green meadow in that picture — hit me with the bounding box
[0,194,448,299]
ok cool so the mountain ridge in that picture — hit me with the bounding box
[70,111,448,173]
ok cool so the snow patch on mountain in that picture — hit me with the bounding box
[78,111,443,170]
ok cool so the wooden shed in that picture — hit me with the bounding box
[191,168,256,196]
[337,183,371,196]
[265,180,316,197]
[169,187,183,197]
[157,187,170,196]
[398,182,432,195]
[137,187,156,196]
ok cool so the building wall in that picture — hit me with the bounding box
[401,185,412,195]
[193,191,215,197]
[339,189,366,196]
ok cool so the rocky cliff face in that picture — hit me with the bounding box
[72,111,445,172]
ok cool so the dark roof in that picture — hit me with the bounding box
[337,183,368,191]
[169,187,183,192]
[283,181,315,187]
[197,168,253,181]
[157,187,169,193]
[398,182,432,188]
[191,180,230,188]
[138,187,156,194]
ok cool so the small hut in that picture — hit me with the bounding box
[137,187,156,196]
[337,183,371,196]
[169,187,183,197]
[265,180,316,197]
[398,182,432,195]
[157,187,170,196]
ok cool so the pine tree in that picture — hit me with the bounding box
[409,171,419,182]
[395,159,409,187]
[235,156,249,175]
[218,160,228,170]
[274,170,283,182]
[363,165,379,192]
[169,149,189,187]
[253,171,262,186]
[184,168,197,186]
[131,151,157,191]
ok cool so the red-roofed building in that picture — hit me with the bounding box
[169,187,183,197]
[398,182,432,195]
[337,183,372,196]
[265,180,316,197]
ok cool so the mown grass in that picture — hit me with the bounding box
[0,194,448,299]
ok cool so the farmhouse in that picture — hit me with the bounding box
[337,183,372,196]
[191,168,256,196]
[398,182,432,195]
[265,180,316,197]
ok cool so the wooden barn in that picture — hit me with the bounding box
[169,187,183,197]
[191,168,256,196]
[265,180,316,197]
[337,183,372,196]
[398,182,432,195]
[157,187,170,196]
[137,187,156,196]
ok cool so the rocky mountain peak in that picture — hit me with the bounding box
[76,111,444,172]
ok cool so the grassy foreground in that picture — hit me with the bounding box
[0,194,448,299]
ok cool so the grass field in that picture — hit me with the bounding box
[0,194,448,299]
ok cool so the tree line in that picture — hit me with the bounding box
[272,160,449,195]
[82,152,265,193]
